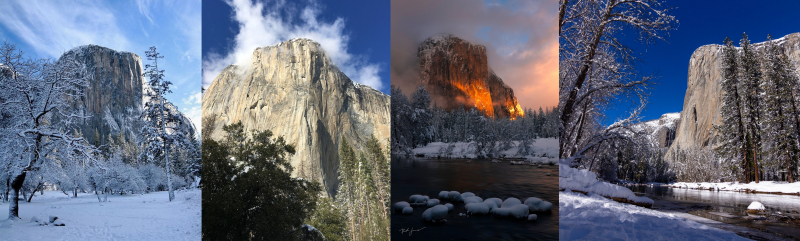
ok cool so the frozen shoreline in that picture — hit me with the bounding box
[668,181,800,195]
[409,138,558,164]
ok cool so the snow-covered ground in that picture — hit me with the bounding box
[559,191,748,240]
[559,159,653,204]
[411,138,558,163]
[670,181,800,195]
[0,189,200,240]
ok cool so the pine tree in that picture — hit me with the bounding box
[762,35,800,183]
[715,37,749,183]
[739,33,763,183]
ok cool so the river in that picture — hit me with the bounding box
[391,155,559,240]
[626,184,800,240]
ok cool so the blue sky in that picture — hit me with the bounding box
[202,0,390,94]
[0,0,202,130]
[603,0,800,125]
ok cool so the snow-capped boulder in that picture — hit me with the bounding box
[394,201,411,212]
[427,199,440,207]
[493,204,530,219]
[402,207,414,215]
[448,191,464,202]
[524,197,553,212]
[438,191,450,199]
[445,203,454,212]
[464,196,483,204]
[528,214,538,221]
[746,201,766,214]
[422,205,449,222]
[462,192,476,198]
[465,202,492,215]
[409,194,429,204]
[501,197,522,208]
[485,198,503,208]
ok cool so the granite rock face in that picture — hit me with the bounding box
[202,38,390,197]
[417,35,524,119]
[59,45,146,145]
[667,32,800,156]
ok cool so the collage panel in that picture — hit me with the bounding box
[559,0,800,240]
[0,0,202,240]
[201,0,391,240]
[390,0,558,240]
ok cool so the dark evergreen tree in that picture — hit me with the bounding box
[715,37,748,182]
[739,33,763,183]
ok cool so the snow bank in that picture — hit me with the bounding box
[394,201,411,212]
[524,197,553,212]
[559,159,653,205]
[560,191,748,240]
[670,181,800,195]
[422,205,450,222]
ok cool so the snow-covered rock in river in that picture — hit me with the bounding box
[422,204,450,222]
[465,202,492,215]
[527,214,537,221]
[447,191,463,202]
[524,197,553,212]
[409,194,430,205]
[445,203,454,211]
[438,191,449,199]
[484,198,503,208]
[492,204,530,219]
[464,196,483,204]
[500,197,522,208]
[427,199,440,207]
[402,207,413,215]
[747,201,766,214]
[394,201,410,212]
[202,38,390,197]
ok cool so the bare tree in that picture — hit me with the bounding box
[0,41,97,219]
[559,0,676,164]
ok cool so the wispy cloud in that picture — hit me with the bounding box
[0,0,130,58]
[202,0,383,91]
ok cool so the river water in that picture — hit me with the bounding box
[390,155,559,240]
[626,184,800,239]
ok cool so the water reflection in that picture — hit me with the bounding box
[391,155,559,240]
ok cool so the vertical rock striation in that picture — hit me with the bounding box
[202,38,390,197]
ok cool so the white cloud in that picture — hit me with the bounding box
[0,0,130,58]
[183,91,202,106]
[202,0,382,90]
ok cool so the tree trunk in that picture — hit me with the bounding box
[8,172,27,219]
[27,182,43,202]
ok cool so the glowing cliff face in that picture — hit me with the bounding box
[452,81,525,120]
[453,81,495,118]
